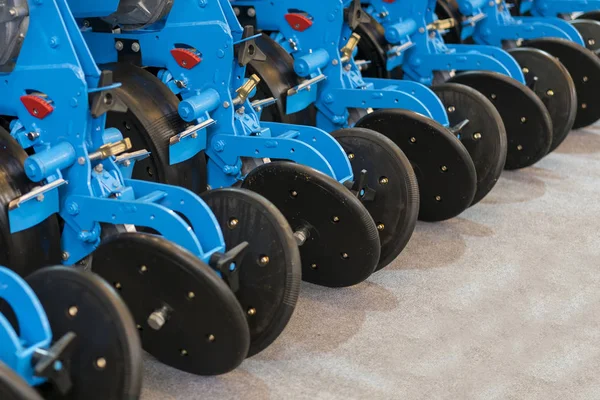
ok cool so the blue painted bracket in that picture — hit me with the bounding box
[527,0,600,16]
[0,267,52,387]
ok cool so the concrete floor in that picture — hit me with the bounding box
[142,126,600,400]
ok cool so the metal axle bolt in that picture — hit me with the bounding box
[148,306,170,331]
[377,223,385,231]
[247,308,257,316]
[473,132,482,140]
[441,165,448,172]
[258,256,270,266]
[115,41,124,51]
[379,177,389,185]
[228,218,239,229]
[546,90,554,96]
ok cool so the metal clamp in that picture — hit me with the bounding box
[88,138,132,161]
[287,74,327,96]
[8,178,67,210]
[169,118,216,145]
[340,33,362,63]
[232,74,261,105]
[426,18,456,32]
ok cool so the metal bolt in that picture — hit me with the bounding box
[377,223,385,231]
[94,164,104,173]
[348,153,355,159]
[207,334,216,342]
[473,132,482,140]
[139,265,147,273]
[583,76,589,83]
[233,7,240,16]
[247,7,256,17]
[78,157,85,165]
[123,160,131,167]
[68,306,78,317]
[582,103,588,109]
[290,190,298,198]
[27,131,39,141]
[379,177,389,185]
[520,117,527,123]
[490,94,497,100]
[131,42,140,53]
[191,132,198,139]
[223,101,230,108]
[95,358,107,369]
[589,39,596,46]
[36,194,44,202]
[114,282,122,290]
[447,106,456,113]
[522,67,529,74]
[310,263,318,270]
[62,252,69,261]
[435,195,442,202]
[258,256,270,266]
[228,218,239,228]
[9,8,17,17]
[517,145,523,151]
[332,216,340,223]
[418,27,425,33]
[294,230,308,246]
[409,137,417,143]
[147,306,169,331]
[440,165,448,172]
[546,89,554,96]
[247,308,257,316]
[180,349,188,356]
[341,252,349,259]
[332,59,339,66]
[115,41,124,51]
[188,292,195,299]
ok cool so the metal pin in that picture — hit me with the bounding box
[409,137,417,143]
[258,256,270,266]
[348,153,355,159]
[228,218,239,228]
[379,177,389,185]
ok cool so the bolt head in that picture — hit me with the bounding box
[259,256,270,266]
[115,41,124,51]
[473,132,482,140]
[247,308,257,316]
[379,177,389,185]
[377,223,385,231]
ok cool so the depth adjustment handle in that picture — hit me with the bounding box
[209,242,249,292]
[32,332,78,395]
[233,74,261,106]
[426,18,457,32]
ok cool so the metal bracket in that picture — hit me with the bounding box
[344,0,371,31]
[235,25,267,66]
[88,138,132,161]
[89,70,128,118]
[8,178,67,211]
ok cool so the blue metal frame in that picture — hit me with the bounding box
[362,0,527,86]
[516,0,600,17]
[0,267,52,387]
[76,0,353,187]
[232,0,451,128]
[2,0,226,265]
[452,0,585,46]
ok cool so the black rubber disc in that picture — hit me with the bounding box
[0,362,42,400]
[91,232,250,376]
[523,37,600,128]
[242,162,380,287]
[571,19,600,55]
[355,109,477,222]
[355,14,399,79]
[200,188,301,357]
[432,83,507,205]
[248,33,316,125]
[0,127,61,277]
[448,71,553,169]
[578,11,600,22]
[506,47,577,152]
[330,128,419,270]
[26,267,143,400]
[106,63,208,194]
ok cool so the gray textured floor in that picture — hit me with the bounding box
[142,126,600,400]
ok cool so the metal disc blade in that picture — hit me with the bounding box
[0,127,61,276]
[26,267,143,400]
[506,47,577,152]
[91,233,250,376]
[0,362,42,400]
[355,109,477,222]
[106,63,208,194]
[571,19,600,56]
[449,71,553,169]
[242,162,381,287]
[524,37,600,129]
[331,128,419,270]
[200,188,301,357]
[432,83,507,205]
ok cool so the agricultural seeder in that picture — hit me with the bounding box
[435,0,600,130]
